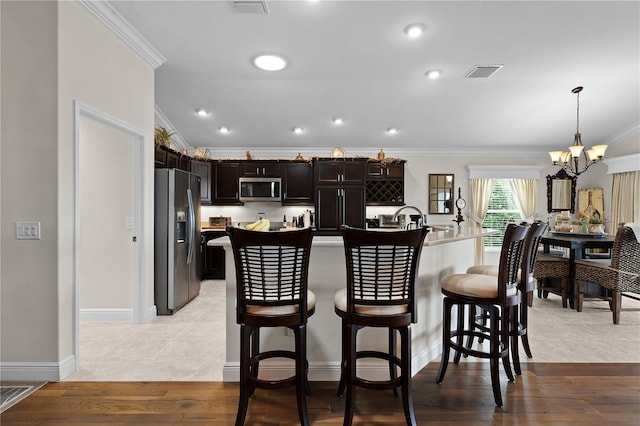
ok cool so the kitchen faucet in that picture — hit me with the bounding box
[393,206,426,229]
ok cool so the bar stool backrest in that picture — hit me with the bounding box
[497,224,529,302]
[227,227,314,323]
[341,226,428,323]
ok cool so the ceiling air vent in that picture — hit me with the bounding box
[464,65,503,79]
[232,0,269,14]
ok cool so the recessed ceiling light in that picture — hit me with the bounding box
[333,117,344,125]
[253,54,287,71]
[219,126,230,134]
[196,108,210,117]
[386,127,398,135]
[426,69,441,79]
[404,23,427,38]
[293,127,304,134]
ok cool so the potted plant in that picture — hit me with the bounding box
[154,126,175,148]
[571,219,584,234]
[588,216,604,234]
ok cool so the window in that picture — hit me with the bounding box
[482,180,523,247]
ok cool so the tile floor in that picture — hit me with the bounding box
[64,280,640,382]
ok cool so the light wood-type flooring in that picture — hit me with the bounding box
[2,362,640,424]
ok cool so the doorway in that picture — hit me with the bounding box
[74,101,145,372]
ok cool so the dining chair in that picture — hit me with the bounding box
[534,254,570,308]
[227,226,315,426]
[575,223,640,324]
[334,225,428,426]
[436,223,528,406]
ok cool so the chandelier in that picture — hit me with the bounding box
[549,86,607,177]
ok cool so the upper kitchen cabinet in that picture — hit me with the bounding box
[155,144,191,172]
[213,162,241,205]
[314,159,366,185]
[240,161,281,177]
[190,159,212,205]
[282,161,314,205]
[366,160,405,206]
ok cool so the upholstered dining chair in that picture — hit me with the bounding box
[465,221,548,373]
[227,226,315,426]
[575,223,640,324]
[436,223,528,407]
[334,225,428,426]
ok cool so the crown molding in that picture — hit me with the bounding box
[154,106,188,150]
[604,122,640,146]
[77,0,165,69]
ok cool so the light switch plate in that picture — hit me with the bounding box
[16,222,41,240]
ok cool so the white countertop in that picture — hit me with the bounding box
[208,224,497,248]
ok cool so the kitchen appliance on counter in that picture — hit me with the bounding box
[206,216,232,229]
[379,214,401,228]
[154,169,202,315]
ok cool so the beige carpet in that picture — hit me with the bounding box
[64,281,640,382]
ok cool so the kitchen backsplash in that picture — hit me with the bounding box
[201,203,399,227]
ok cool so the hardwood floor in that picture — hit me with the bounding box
[3,363,639,425]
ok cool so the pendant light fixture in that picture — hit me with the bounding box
[549,86,607,177]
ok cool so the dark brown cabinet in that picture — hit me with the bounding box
[282,162,314,205]
[314,159,366,234]
[240,161,280,177]
[315,186,365,233]
[213,162,241,204]
[190,160,212,205]
[155,144,191,172]
[201,231,226,280]
[315,160,365,185]
[366,161,405,206]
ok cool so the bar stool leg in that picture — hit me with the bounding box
[436,298,453,384]
[399,325,416,426]
[336,320,347,397]
[294,325,310,426]
[236,324,252,426]
[343,323,358,426]
[389,328,398,397]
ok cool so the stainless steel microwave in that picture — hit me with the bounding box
[239,177,282,202]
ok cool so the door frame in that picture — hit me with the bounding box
[73,100,147,369]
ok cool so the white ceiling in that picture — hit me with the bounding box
[110,0,640,158]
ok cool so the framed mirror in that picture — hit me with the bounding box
[428,174,454,214]
[546,169,577,213]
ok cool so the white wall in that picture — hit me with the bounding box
[1,1,155,380]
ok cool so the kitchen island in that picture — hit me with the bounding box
[210,224,498,382]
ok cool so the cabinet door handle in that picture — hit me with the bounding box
[256,167,259,175]
[263,167,266,175]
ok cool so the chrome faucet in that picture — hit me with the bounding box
[393,206,426,229]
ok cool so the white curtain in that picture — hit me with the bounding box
[610,171,640,232]
[510,178,538,221]
[470,178,495,264]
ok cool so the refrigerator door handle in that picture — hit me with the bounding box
[186,188,195,265]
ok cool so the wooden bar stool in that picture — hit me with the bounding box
[334,225,428,426]
[436,223,528,406]
[227,227,315,426]
[465,222,548,373]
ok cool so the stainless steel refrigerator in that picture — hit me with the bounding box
[154,168,202,315]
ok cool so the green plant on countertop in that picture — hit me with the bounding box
[154,126,175,147]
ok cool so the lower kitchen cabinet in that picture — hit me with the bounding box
[315,186,365,233]
[201,231,226,280]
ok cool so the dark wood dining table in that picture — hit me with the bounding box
[539,232,616,309]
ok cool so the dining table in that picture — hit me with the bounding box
[539,232,616,309]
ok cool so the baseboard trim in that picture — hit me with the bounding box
[79,308,133,322]
[1,355,75,382]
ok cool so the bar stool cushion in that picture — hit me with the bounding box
[442,273,518,299]
[466,264,499,275]
[333,288,408,315]
[247,290,316,315]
